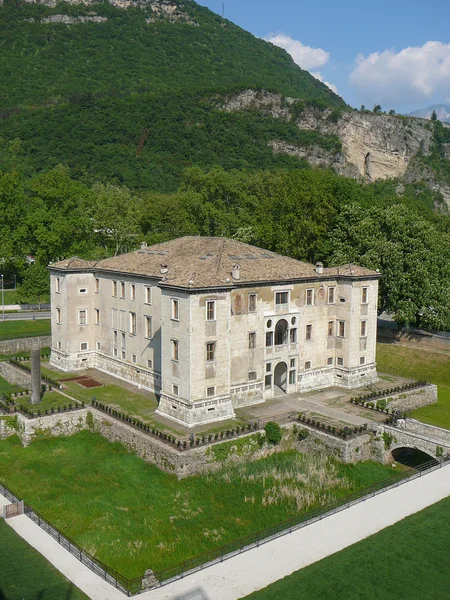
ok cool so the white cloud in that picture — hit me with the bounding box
[265,33,329,70]
[349,41,450,105]
[265,33,338,94]
[310,71,339,95]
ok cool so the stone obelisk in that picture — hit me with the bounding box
[30,348,42,404]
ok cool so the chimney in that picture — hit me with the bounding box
[231,264,241,280]
[315,262,323,275]
[140,241,147,250]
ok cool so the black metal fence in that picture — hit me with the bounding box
[1,457,448,596]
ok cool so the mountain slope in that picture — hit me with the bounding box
[408,105,450,124]
[0,0,343,110]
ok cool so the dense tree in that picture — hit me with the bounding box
[329,203,450,330]
[431,110,437,121]
[19,263,49,309]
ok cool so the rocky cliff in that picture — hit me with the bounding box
[223,90,450,206]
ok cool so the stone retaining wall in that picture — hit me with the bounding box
[387,385,437,411]
[0,336,51,355]
[0,362,31,387]
[0,418,16,440]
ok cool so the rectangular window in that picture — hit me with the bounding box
[145,286,152,305]
[328,320,334,337]
[338,320,345,337]
[172,340,179,361]
[266,362,272,373]
[147,359,153,369]
[328,287,335,304]
[172,298,179,321]
[360,356,366,365]
[57,341,62,350]
[95,278,99,293]
[78,310,87,326]
[248,293,257,312]
[56,278,61,293]
[306,288,314,306]
[327,356,333,366]
[113,348,118,357]
[248,371,257,381]
[207,386,215,397]
[206,342,215,361]
[289,370,296,384]
[173,384,179,396]
[265,331,273,347]
[304,361,311,371]
[56,308,61,324]
[265,374,272,389]
[290,359,296,368]
[290,328,297,343]
[113,330,118,346]
[360,321,367,337]
[305,324,312,341]
[112,308,118,328]
[129,312,136,335]
[145,316,152,339]
[112,280,117,297]
[121,332,126,348]
[249,332,256,349]
[275,291,289,306]
[362,287,368,304]
[337,357,344,366]
[121,350,126,360]
[206,300,216,321]
[131,354,137,364]
[120,281,125,299]
[130,284,136,301]
[80,342,88,351]
[96,342,101,350]
[95,309,100,325]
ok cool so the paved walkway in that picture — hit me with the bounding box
[2,463,450,600]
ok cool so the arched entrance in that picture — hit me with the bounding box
[274,362,288,394]
[391,447,438,469]
[275,319,288,346]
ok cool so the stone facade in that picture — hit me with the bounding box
[0,335,51,356]
[49,237,380,427]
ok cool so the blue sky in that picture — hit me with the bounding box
[197,0,450,113]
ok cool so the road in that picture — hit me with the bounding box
[0,312,50,321]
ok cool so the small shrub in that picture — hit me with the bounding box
[264,421,282,445]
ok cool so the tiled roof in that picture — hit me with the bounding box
[49,237,380,288]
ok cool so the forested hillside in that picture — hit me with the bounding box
[0,0,449,331]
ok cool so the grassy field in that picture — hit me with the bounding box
[376,342,450,429]
[244,495,450,600]
[16,391,80,413]
[0,374,20,395]
[0,432,406,579]
[1,289,50,305]
[0,319,51,341]
[0,519,89,600]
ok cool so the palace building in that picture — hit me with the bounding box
[49,237,380,427]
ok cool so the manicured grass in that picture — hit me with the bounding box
[0,319,51,341]
[0,374,20,395]
[1,289,50,305]
[243,495,450,600]
[0,518,89,600]
[376,342,450,386]
[413,386,450,429]
[377,342,450,429]
[16,391,80,413]
[0,432,406,579]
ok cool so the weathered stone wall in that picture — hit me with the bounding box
[0,362,31,387]
[17,409,91,446]
[386,385,437,411]
[401,420,450,447]
[0,418,16,440]
[0,336,51,356]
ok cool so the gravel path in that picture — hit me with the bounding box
[2,463,450,600]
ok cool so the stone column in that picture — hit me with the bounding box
[30,348,41,405]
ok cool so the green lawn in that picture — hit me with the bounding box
[16,391,80,414]
[1,289,50,305]
[377,342,450,429]
[243,495,450,600]
[0,432,407,580]
[0,519,89,600]
[0,374,20,395]
[0,319,51,341]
